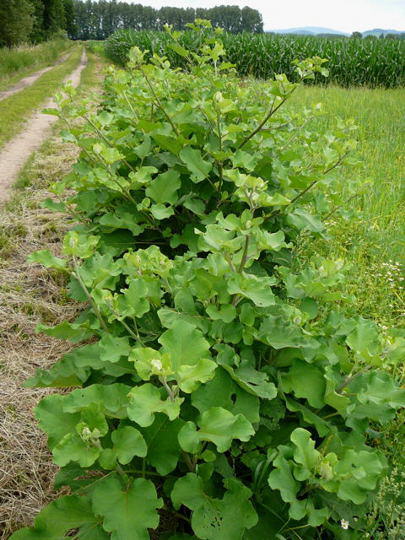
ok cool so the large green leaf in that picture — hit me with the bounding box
[218,360,277,401]
[158,320,216,391]
[99,211,144,235]
[289,499,329,527]
[99,335,132,363]
[62,384,132,418]
[287,208,324,233]
[92,475,162,540]
[290,428,320,480]
[37,320,94,343]
[146,169,181,204]
[179,146,212,183]
[346,318,380,358]
[63,231,100,259]
[257,314,308,349]
[36,395,81,449]
[227,273,275,307]
[129,347,173,380]
[284,396,332,437]
[25,344,99,388]
[99,425,147,469]
[346,371,405,428]
[281,359,326,409]
[268,446,299,503]
[115,278,150,318]
[26,341,132,388]
[178,407,254,453]
[127,383,184,427]
[28,249,67,271]
[10,495,106,540]
[322,449,386,504]
[191,367,260,423]
[52,403,108,467]
[159,320,211,370]
[176,358,217,393]
[171,474,258,539]
[142,415,184,475]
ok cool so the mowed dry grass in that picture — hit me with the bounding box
[0,136,81,538]
[0,51,106,538]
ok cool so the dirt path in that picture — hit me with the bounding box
[0,52,70,102]
[0,50,87,205]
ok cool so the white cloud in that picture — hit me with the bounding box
[125,0,405,33]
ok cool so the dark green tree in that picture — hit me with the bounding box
[29,0,45,42]
[63,0,77,38]
[43,0,66,37]
[351,31,363,38]
[0,0,34,47]
[69,1,264,39]
[241,6,263,33]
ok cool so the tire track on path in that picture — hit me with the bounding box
[0,51,70,102]
[0,50,87,205]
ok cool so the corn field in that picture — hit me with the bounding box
[105,29,405,87]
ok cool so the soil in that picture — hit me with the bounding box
[0,50,87,205]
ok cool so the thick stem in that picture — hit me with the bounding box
[120,317,143,344]
[238,235,250,273]
[336,370,365,393]
[159,376,175,401]
[72,259,109,332]
[140,67,179,136]
[238,91,294,150]
[264,152,350,223]
[84,114,136,173]
[289,153,349,206]
[182,451,196,472]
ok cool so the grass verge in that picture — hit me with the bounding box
[289,85,404,538]
[0,51,105,539]
[0,39,72,91]
[0,46,83,149]
[290,85,404,327]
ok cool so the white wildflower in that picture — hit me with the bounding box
[151,358,163,372]
[340,519,349,530]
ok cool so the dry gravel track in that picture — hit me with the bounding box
[0,52,70,103]
[0,50,87,204]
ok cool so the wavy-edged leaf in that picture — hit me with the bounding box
[92,475,162,540]
[178,407,254,453]
[172,474,257,539]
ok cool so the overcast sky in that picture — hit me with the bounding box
[128,0,405,33]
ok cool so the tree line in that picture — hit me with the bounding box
[0,1,263,47]
[72,2,263,40]
[351,31,404,40]
[0,0,76,47]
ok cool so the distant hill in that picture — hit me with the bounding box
[268,26,404,37]
[270,27,348,36]
[362,28,403,37]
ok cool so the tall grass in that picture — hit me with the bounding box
[0,46,83,148]
[105,29,405,88]
[290,86,404,325]
[0,39,71,87]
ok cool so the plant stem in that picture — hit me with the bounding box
[238,235,250,272]
[289,152,349,206]
[140,67,179,136]
[84,114,136,173]
[72,259,109,331]
[238,92,293,150]
[182,451,196,472]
